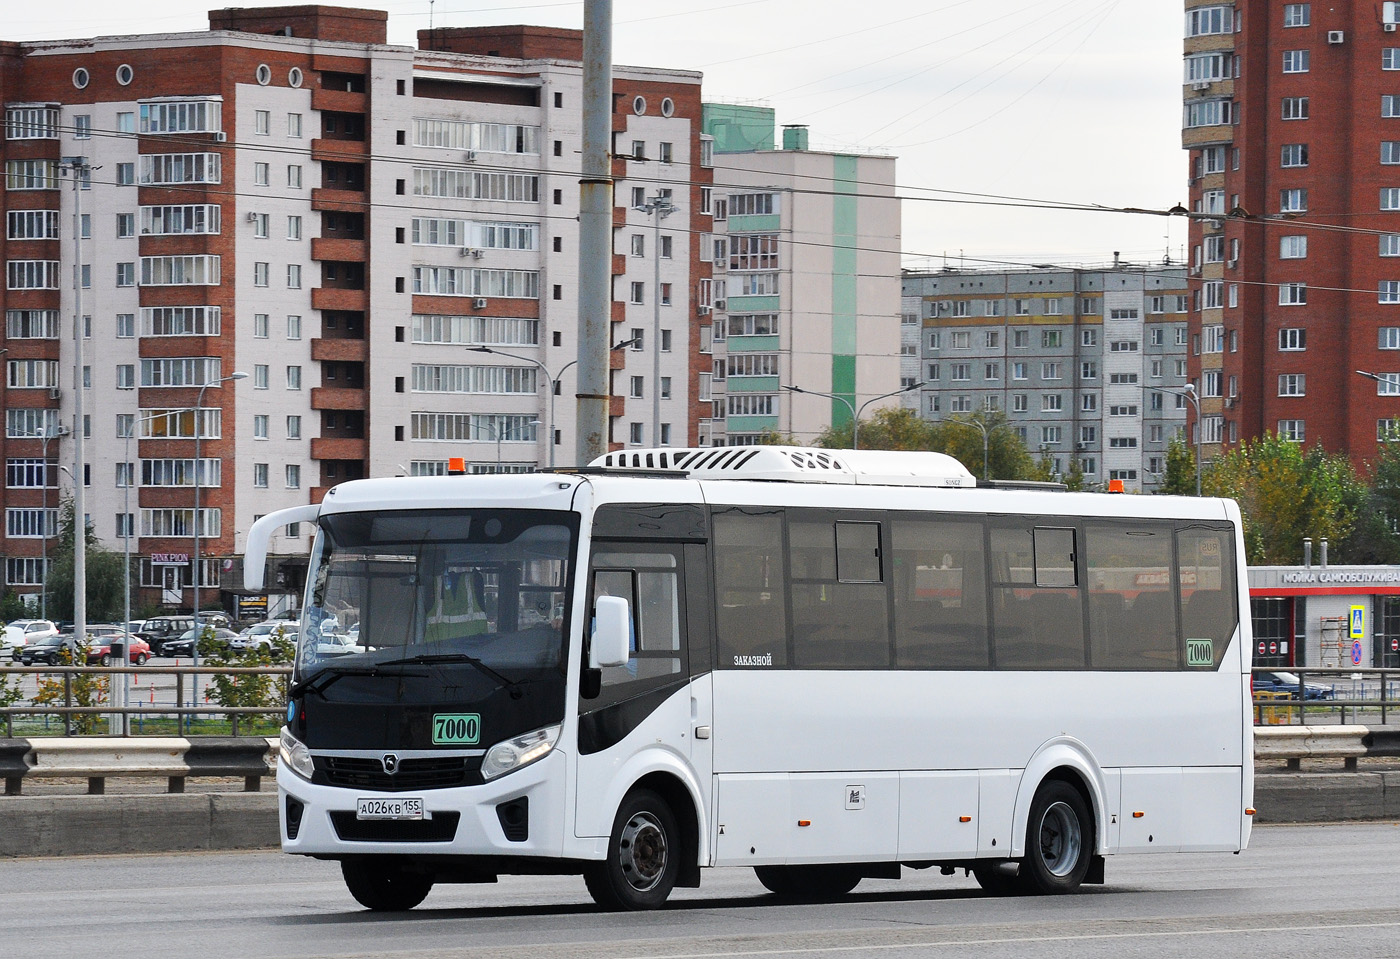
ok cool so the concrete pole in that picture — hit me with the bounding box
[67,158,93,713]
[574,0,614,466]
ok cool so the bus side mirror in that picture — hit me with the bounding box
[590,596,631,668]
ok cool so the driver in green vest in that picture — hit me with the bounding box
[424,568,488,643]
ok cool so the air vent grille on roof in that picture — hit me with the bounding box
[590,446,977,488]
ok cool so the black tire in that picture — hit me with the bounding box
[1020,780,1093,894]
[972,863,1026,896]
[133,652,148,666]
[584,788,680,910]
[99,653,112,667]
[754,864,861,900]
[340,860,433,911]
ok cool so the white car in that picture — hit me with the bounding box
[230,619,299,654]
[2,619,58,660]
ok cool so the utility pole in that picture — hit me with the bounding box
[575,0,614,466]
[643,195,673,446]
[63,156,88,674]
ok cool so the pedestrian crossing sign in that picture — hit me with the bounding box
[1350,605,1365,641]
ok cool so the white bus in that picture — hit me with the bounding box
[247,447,1253,912]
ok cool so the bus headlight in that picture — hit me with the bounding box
[481,724,561,781]
[279,726,315,781]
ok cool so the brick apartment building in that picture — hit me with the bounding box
[0,5,712,614]
[1182,0,1400,466]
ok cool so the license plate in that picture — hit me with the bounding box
[356,797,425,821]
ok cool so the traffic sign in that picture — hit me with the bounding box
[1393,638,1398,652]
[1257,641,1266,656]
[1269,641,1278,655]
[1350,606,1366,641]
[1352,639,1364,666]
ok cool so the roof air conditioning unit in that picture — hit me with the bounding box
[713,299,726,311]
[472,298,487,310]
[459,247,476,257]
[215,131,227,142]
[698,305,711,316]
[1388,22,1397,32]
[464,150,478,162]
[1328,30,1345,43]
[246,211,259,222]
[48,388,61,400]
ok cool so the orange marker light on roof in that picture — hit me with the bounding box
[448,457,467,475]
[1108,478,1126,493]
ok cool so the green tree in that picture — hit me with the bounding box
[1160,435,1198,496]
[31,644,108,734]
[1202,434,1362,564]
[814,406,936,452]
[203,627,295,728]
[1339,435,1400,564]
[44,496,131,623]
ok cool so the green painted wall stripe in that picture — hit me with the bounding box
[831,155,859,425]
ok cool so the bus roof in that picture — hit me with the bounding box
[590,446,977,488]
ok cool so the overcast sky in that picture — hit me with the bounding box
[7,0,1183,271]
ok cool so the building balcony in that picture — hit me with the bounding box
[311,338,368,363]
[311,137,368,161]
[310,188,367,212]
[310,88,368,114]
[310,386,367,410]
[310,436,367,461]
[310,237,368,262]
[311,287,368,312]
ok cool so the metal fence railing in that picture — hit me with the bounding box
[0,664,292,737]
[1251,666,1400,726]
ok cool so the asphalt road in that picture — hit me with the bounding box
[4,822,1399,958]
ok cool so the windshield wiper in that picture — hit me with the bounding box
[289,663,429,699]
[372,652,524,700]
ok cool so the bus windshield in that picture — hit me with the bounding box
[295,509,576,695]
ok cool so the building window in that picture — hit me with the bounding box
[286,366,302,390]
[1280,143,1308,168]
[1041,330,1062,348]
[630,282,644,304]
[1383,281,1400,304]
[1041,426,1062,445]
[1279,283,1307,305]
[1279,328,1307,351]
[1186,5,1233,36]
[254,262,269,287]
[1282,50,1309,74]
[288,113,303,137]
[1012,394,1028,412]
[1042,394,1062,412]
[1041,362,1062,380]
[1279,235,1307,259]
[287,264,301,288]
[1279,189,1308,213]
[1082,328,1098,346]
[1278,374,1306,396]
[286,464,300,489]
[253,162,269,186]
[1281,97,1309,120]
[1385,142,1400,165]
[1284,4,1310,27]
[287,216,301,240]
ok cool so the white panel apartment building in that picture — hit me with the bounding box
[902,266,1191,492]
[0,6,711,612]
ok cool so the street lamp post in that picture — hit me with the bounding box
[469,339,641,468]
[944,416,992,481]
[495,420,541,472]
[191,372,247,672]
[1154,383,1201,496]
[781,381,924,450]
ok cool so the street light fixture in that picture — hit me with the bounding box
[469,339,642,468]
[780,381,924,450]
[495,419,541,472]
[943,416,994,482]
[191,371,247,672]
[1154,383,1201,496]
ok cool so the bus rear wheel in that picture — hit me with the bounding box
[1021,780,1092,894]
[754,865,862,901]
[340,860,433,911]
[584,788,680,910]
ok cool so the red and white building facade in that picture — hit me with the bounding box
[0,5,713,614]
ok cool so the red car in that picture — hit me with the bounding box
[82,627,151,666]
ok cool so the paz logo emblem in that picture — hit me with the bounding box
[381,753,399,775]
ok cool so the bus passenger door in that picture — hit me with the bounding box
[574,544,701,839]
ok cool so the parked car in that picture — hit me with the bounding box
[1254,670,1335,700]
[230,620,299,656]
[196,610,232,629]
[82,628,151,666]
[162,627,239,658]
[138,616,195,656]
[14,633,86,666]
[2,619,58,659]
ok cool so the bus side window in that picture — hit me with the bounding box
[713,509,788,668]
[891,517,989,669]
[789,514,889,669]
[1177,527,1237,668]
[1085,524,1178,669]
[589,550,685,695]
[990,525,1085,670]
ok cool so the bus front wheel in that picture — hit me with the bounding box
[584,788,680,910]
[1020,780,1092,894]
[341,860,433,911]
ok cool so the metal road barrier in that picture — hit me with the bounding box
[1251,666,1400,725]
[0,735,278,796]
[0,664,291,737]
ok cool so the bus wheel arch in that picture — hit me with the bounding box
[1011,741,1107,861]
[628,771,702,888]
